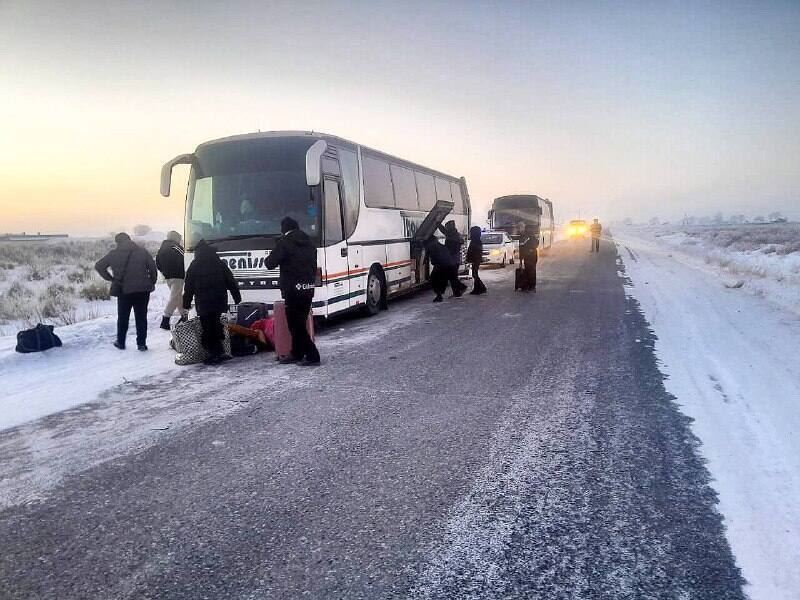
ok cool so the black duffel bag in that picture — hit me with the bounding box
[15,323,63,353]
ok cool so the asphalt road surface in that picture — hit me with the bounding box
[0,239,746,599]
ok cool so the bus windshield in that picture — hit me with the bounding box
[185,137,320,249]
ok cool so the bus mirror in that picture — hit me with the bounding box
[305,140,327,186]
[160,154,195,197]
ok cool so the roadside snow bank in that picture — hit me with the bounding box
[617,233,800,600]
[616,225,800,315]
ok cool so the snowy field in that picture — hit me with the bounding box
[616,224,800,600]
[0,237,168,336]
[619,223,800,316]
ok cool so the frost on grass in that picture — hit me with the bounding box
[0,238,161,334]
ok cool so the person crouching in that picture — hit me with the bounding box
[182,240,241,365]
[425,235,458,302]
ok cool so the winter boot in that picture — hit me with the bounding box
[160,316,171,330]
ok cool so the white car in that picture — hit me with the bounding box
[481,231,515,266]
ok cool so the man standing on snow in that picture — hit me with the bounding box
[182,240,241,365]
[590,218,603,253]
[156,230,188,330]
[95,232,158,351]
[265,217,320,366]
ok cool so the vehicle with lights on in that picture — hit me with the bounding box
[566,219,589,240]
[480,231,515,266]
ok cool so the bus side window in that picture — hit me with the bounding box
[415,171,436,211]
[323,178,344,246]
[434,177,452,203]
[450,181,464,214]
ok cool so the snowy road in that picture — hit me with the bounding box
[0,241,753,598]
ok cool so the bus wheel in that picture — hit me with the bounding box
[363,268,384,316]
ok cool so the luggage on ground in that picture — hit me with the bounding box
[272,301,314,360]
[514,265,529,290]
[171,316,232,365]
[15,323,62,353]
[251,318,276,349]
[236,302,268,328]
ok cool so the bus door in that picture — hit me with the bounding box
[322,177,352,312]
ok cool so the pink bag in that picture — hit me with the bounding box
[251,318,275,349]
[272,301,314,360]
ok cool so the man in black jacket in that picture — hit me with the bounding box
[156,230,188,330]
[265,217,320,366]
[183,240,242,365]
[437,220,467,295]
[519,224,540,293]
[425,235,458,303]
[466,226,486,295]
[95,232,158,351]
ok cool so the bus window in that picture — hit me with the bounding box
[323,178,344,246]
[415,171,436,210]
[363,155,395,208]
[435,177,452,203]
[339,148,360,238]
[450,181,464,214]
[390,164,419,210]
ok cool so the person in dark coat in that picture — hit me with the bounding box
[437,220,467,294]
[466,226,486,295]
[183,240,242,365]
[264,217,320,366]
[425,235,459,302]
[95,232,158,351]
[156,230,188,329]
[518,224,540,293]
[590,218,603,253]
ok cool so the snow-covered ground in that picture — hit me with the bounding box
[0,290,431,508]
[622,223,800,316]
[615,226,800,600]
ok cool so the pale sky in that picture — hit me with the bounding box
[1,0,798,235]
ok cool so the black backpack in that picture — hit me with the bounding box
[15,323,63,354]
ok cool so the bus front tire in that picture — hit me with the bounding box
[363,268,385,316]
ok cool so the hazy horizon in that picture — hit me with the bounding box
[2,0,799,235]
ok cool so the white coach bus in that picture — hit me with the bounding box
[160,131,471,318]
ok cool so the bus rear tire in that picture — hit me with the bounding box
[363,267,385,316]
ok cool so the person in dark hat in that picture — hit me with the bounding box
[265,217,320,366]
[156,230,188,330]
[182,240,241,365]
[95,232,158,351]
[466,226,487,295]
